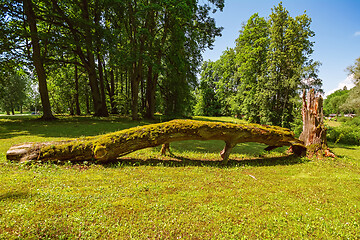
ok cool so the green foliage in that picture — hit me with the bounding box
[0,69,29,114]
[47,65,89,115]
[197,3,321,128]
[326,117,360,145]
[233,13,268,122]
[323,88,350,115]
[1,0,224,119]
[341,84,360,114]
[346,57,360,84]
[194,61,223,116]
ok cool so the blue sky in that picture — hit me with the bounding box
[202,0,360,96]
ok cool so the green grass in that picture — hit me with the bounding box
[1,115,360,239]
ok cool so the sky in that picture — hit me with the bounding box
[202,0,360,96]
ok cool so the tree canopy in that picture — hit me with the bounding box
[0,0,224,119]
[196,3,322,128]
[341,57,360,113]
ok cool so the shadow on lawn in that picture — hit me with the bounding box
[0,191,31,201]
[0,115,153,139]
[105,154,308,168]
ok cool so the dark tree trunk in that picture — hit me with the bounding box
[69,101,74,115]
[81,0,107,117]
[85,87,91,115]
[145,66,157,119]
[108,70,118,114]
[23,0,55,120]
[97,54,109,116]
[131,65,140,120]
[299,89,335,157]
[74,65,81,115]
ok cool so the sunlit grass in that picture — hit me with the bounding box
[1,115,360,239]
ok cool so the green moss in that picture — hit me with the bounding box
[37,119,302,161]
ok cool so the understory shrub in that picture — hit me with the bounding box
[327,117,360,145]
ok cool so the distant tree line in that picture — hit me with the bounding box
[324,57,360,115]
[0,0,224,119]
[195,3,322,128]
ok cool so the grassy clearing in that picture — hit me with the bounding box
[1,115,360,239]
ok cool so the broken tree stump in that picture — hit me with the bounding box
[7,119,306,164]
[299,89,335,158]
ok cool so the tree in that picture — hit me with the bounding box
[195,61,222,116]
[233,13,268,122]
[340,85,360,113]
[346,57,360,84]
[341,57,360,113]
[2,0,224,119]
[0,69,29,114]
[263,3,317,127]
[198,3,320,127]
[23,0,55,120]
[323,89,349,115]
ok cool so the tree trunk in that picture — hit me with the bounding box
[299,89,335,157]
[23,0,55,120]
[74,65,81,115]
[7,120,306,164]
[81,0,108,117]
[85,87,91,115]
[107,70,118,114]
[145,66,157,119]
[97,54,109,117]
[131,62,141,120]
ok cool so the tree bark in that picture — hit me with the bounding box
[23,0,55,120]
[299,89,335,157]
[81,0,108,117]
[7,120,306,164]
[97,54,109,116]
[131,63,141,120]
[107,69,118,114]
[74,65,81,115]
[145,66,157,119]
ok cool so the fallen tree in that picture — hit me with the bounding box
[7,119,306,164]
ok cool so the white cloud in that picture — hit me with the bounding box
[355,31,360,36]
[325,75,355,97]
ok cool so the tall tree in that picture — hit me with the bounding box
[346,57,360,84]
[233,13,269,122]
[198,3,321,127]
[0,69,29,114]
[341,57,360,113]
[264,3,316,127]
[49,0,109,116]
[23,0,55,120]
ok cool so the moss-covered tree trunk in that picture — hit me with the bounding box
[299,89,335,157]
[7,120,306,164]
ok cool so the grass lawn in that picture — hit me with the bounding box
[0,115,359,239]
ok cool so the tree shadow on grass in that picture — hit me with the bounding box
[0,115,154,140]
[103,154,308,168]
[0,191,31,201]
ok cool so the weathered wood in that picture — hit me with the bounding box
[299,89,335,157]
[6,119,306,163]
